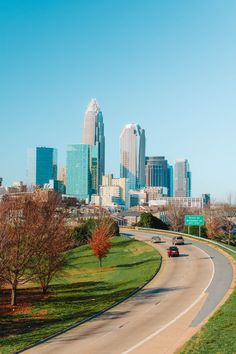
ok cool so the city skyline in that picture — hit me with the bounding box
[1,1,236,201]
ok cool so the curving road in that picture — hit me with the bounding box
[23,230,233,354]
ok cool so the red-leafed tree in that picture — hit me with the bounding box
[90,220,113,267]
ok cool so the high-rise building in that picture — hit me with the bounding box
[102,174,114,186]
[174,159,191,197]
[59,166,66,185]
[145,156,168,187]
[66,144,98,201]
[27,147,57,186]
[120,123,146,190]
[167,164,174,197]
[82,98,105,188]
[145,156,173,197]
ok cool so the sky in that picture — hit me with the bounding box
[0,0,236,201]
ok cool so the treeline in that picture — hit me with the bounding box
[0,196,119,306]
[134,206,236,245]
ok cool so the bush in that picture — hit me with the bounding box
[70,218,119,246]
[136,212,168,230]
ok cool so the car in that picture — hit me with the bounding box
[172,236,185,245]
[167,246,179,257]
[151,235,162,243]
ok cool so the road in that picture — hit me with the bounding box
[23,230,233,354]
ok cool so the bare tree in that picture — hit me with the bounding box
[219,204,236,245]
[203,206,223,240]
[166,204,187,232]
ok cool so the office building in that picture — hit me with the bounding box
[149,196,203,209]
[120,123,146,190]
[82,98,105,188]
[167,164,174,197]
[27,147,57,186]
[174,159,191,197]
[102,174,113,186]
[59,166,66,185]
[66,144,97,201]
[145,156,173,197]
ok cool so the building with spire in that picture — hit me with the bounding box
[82,98,105,191]
[120,123,146,190]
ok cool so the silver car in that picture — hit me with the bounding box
[151,235,162,243]
[172,236,185,245]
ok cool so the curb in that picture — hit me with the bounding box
[16,241,162,353]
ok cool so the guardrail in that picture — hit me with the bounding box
[130,227,236,255]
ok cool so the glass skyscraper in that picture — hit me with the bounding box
[27,147,57,186]
[120,123,146,190]
[174,159,191,197]
[66,144,98,200]
[145,156,173,197]
[82,99,105,188]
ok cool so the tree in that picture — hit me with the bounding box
[136,212,168,229]
[32,195,74,294]
[90,220,112,267]
[166,205,187,232]
[203,207,224,240]
[71,218,119,246]
[0,197,43,305]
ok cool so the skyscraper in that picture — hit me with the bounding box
[66,144,98,200]
[174,159,191,197]
[145,156,168,187]
[82,98,105,188]
[120,123,146,190]
[27,147,57,186]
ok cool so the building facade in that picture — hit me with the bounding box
[120,123,146,190]
[27,147,57,186]
[82,98,105,188]
[174,159,191,197]
[66,144,97,201]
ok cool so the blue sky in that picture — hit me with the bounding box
[0,0,236,201]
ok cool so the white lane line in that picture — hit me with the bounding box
[120,246,215,354]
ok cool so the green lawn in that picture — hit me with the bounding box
[179,246,236,354]
[0,236,161,354]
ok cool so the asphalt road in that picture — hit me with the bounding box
[23,230,233,354]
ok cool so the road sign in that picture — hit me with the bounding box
[184,215,204,226]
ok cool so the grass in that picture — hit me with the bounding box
[178,244,236,354]
[0,236,161,354]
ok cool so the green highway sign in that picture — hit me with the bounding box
[184,215,204,226]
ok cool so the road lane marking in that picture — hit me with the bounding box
[120,246,215,354]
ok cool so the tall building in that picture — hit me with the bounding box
[120,123,146,190]
[82,98,105,188]
[145,156,168,187]
[145,156,173,197]
[59,166,66,185]
[27,147,57,186]
[66,144,98,201]
[102,174,113,186]
[167,164,174,197]
[174,159,191,197]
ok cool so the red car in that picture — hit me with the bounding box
[167,246,179,257]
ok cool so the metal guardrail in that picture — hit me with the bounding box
[133,227,236,255]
